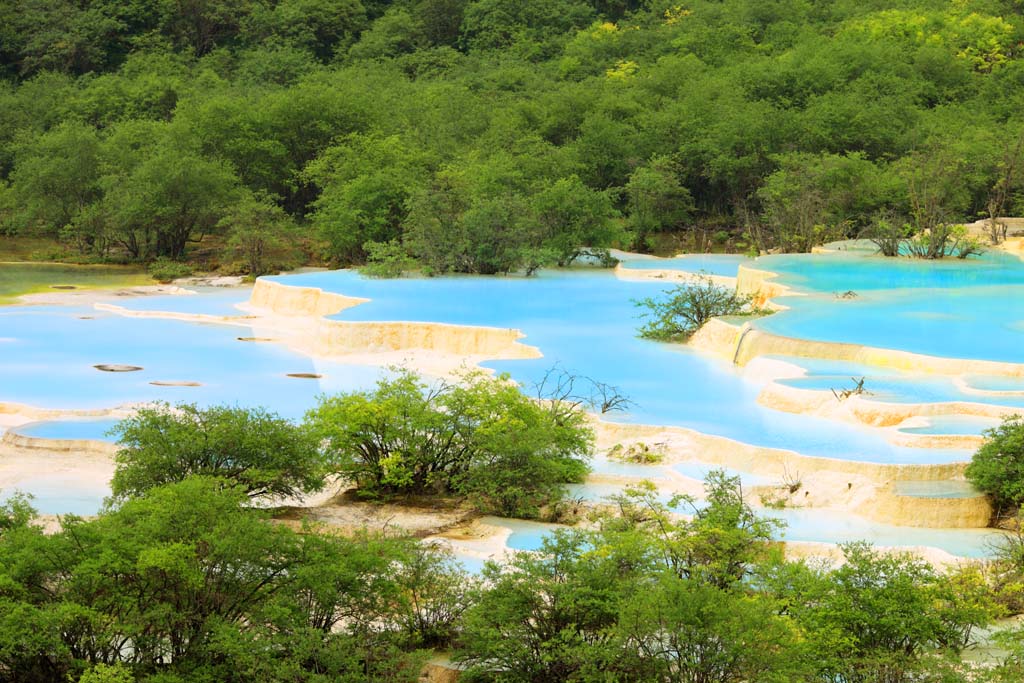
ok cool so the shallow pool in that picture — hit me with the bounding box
[13,418,121,441]
[0,263,152,303]
[753,250,1024,364]
[897,416,1001,437]
[0,304,391,419]
[265,269,971,465]
[3,475,106,516]
[893,480,981,499]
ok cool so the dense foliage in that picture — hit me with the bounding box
[0,480,471,683]
[3,0,1024,271]
[305,369,593,516]
[110,402,325,501]
[3,471,1023,682]
[966,415,1024,516]
[635,273,762,341]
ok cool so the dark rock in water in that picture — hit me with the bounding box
[149,380,201,387]
[237,337,277,342]
[51,285,77,290]
[286,373,322,379]
[94,364,143,372]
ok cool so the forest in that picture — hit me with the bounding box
[2,0,1024,275]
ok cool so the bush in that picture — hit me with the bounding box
[305,369,593,517]
[966,416,1024,515]
[147,257,193,283]
[360,239,419,278]
[634,273,763,342]
[110,403,326,501]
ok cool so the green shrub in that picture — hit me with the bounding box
[305,369,593,518]
[634,273,764,342]
[147,258,193,283]
[966,416,1024,515]
[360,239,419,278]
[110,403,325,501]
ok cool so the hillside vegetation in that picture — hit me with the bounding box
[1,0,1022,274]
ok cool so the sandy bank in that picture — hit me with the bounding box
[736,264,795,308]
[613,264,737,288]
[0,440,114,504]
[92,279,543,377]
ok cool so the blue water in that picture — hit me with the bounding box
[962,375,1024,393]
[4,475,106,516]
[767,507,1001,558]
[671,462,771,486]
[898,416,1001,436]
[110,287,251,316]
[774,356,1024,409]
[0,304,390,419]
[14,418,121,441]
[893,480,981,499]
[265,270,968,465]
[753,250,1024,364]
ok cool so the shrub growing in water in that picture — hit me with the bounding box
[634,273,762,342]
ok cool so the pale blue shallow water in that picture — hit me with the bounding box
[266,269,969,465]
[753,250,1024,363]
[110,287,251,316]
[14,418,120,441]
[1,257,1019,554]
[0,304,390,418]
[898,416,1002,436]
[11,475,105,516]
[773,356,1024,410]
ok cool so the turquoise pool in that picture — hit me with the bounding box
[13,418,121,441]
[753,250,1024,363]
[265,269,971,465]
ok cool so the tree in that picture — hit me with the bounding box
[966,416,1024,518]
[110,403,326,501]
[625,156,694,250]
[307,133,433,264]
[103,141,240,260]
[635,274,761,342]
[304,369,593,517]
[457,472,799,682]
[864,209,912,257]
[220,192,296,276]
[8,121,102,238]
[531,175,620,266]
[456,530,628,683]
[0,477,441,682]
[615,575,809,683]
[768,542,997,683]
[897,146,971,259]
[983,127,1024,244]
